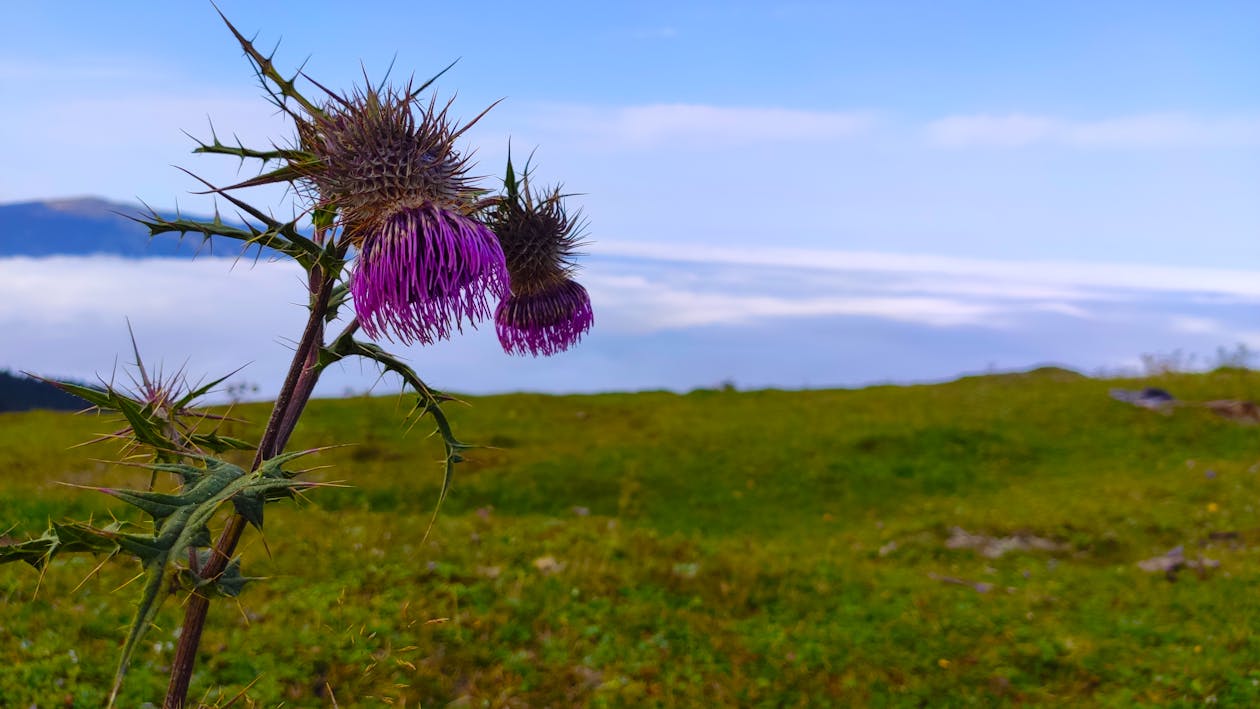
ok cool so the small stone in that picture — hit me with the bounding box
[533,556,564,573]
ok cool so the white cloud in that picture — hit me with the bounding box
[14,94,290,151]
[518,103,876,149]
[0,57,153,82]
[0,91,297,206]
[0,256,306,324]
[926,114,1058,148]
[926,113,1260,149]
[1169,315,1222,335]
[630,26,679,39]
[593,241,1260,300]
[10,246,1250,354]
[3,248,1258,396]
[586,273,1001,331]
[0,256,312,395]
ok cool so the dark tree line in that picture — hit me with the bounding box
[0,370,87,412]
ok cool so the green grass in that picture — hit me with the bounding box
[4,366,1260,706]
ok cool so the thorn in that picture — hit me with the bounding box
[110,570,146,594]
[220,674,262,708]
[72,552,116,594]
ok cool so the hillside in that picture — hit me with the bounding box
[3,368,1260,705]
[0,197,253,258]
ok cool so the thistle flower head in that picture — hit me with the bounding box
[297,83,508,343]
[298,84,480,236]
[484,157,593,356]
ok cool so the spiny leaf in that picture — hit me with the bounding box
[232,491,266,530]
[174,369,243,411]
[38,346,256,466]
[97,487,185,524]
[208,162,314,193]
[0,528,61,569]
[188,432,254,454]
[211,557,255,597]
[179,554,259,598]
[47,379,112,409]
[320,333,468,539]
[129,207,318,270]
[109,532,168,566]
[191,132,309,166]
[213,5,322,117]
[0,451,323,707]
[325,283,352,324]
[102,454,317,706]
[0,523,125,570]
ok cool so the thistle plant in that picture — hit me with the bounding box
[0,10,591,707]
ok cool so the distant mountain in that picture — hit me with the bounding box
[0,197,251,258]
[0,370,86,413]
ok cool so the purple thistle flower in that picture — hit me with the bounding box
[351,203,509,343]
[295,83,507,343]
[495,278,593,356]
[483,157,593,356]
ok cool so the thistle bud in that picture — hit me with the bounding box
[484,160,593,356]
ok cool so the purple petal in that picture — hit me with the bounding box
[495,278,593,356]
[351,203,508,344]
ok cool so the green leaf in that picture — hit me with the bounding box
[232,490,266,530]
[101,455,316,706]
[0,523,126,570]
[177,553,259,598]
[97,488,185,523]
[313,203,338,231]
[188,432,254,454]
[191,131,309,166]
[213,557,254,597]
[0,528,61,569]
[48,380,112,409]
[320,334,469,540]
[325,283,352,324]
[213,8,323,117]
[2,451,320,707]
[129,205,323,272]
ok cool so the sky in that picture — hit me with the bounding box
[2,2,1259,397]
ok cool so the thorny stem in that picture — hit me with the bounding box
[277,320,361,448]
[164,262,341,707]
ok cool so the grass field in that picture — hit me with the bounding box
[4,367,1260,706]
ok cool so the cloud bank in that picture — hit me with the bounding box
[507,103,877,150]
[4,248,1259,398]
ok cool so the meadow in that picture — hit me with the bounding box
[3,366,1260,706]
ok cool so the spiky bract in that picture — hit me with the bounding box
[298,85,478,236]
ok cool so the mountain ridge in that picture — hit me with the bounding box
[0,197,252,258]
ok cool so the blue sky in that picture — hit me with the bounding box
[4,1,1257,264]
[2,2,1258,395]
